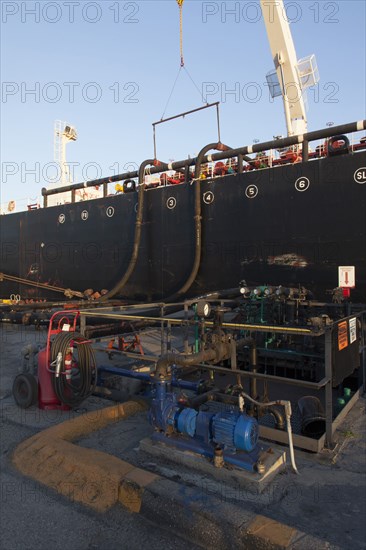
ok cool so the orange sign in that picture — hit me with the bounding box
[338,321,348,351]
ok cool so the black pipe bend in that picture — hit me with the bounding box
[101,159,168,300]
[166,142,233,302]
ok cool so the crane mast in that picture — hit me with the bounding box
[260,0,312,136]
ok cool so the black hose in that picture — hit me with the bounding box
[101,159,168,300]
[167,142,231,301]
[328,134,350,156]
[265,406,285,430]
[50,332,96,408]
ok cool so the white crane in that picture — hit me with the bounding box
[54,120,77,186]
[260,0,319,136]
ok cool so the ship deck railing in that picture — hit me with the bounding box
[2,122,365,213]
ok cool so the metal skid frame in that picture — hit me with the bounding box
[78,302,366,453]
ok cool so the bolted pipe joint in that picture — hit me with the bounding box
[154,340,232,380]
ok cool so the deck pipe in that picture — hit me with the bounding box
[42,120,366,205]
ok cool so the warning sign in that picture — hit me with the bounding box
[349,318,357,344]
[338,266,355,288]
[338,321,348,351]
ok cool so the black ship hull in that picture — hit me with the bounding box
[1,136,365,303]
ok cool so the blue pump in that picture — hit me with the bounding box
[149,379,263,472]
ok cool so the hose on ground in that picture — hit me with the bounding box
[50,332,96,408]
[240,391,299,475]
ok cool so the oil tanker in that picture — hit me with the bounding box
[1,0,365,304]
[1,121,365,303]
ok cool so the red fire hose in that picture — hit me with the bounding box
[50,332,97,408]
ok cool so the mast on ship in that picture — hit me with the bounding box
[46,121,78,206]
[54,120,77,187]
[260,0,319,136]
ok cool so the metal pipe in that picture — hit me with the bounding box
[97,366,150,381]
[249,342,258,404]
[152,102,220,126]
[302,140,309,162]
[41,119,366,198]
[212,392,242,406]
[171,378,203,391]
[187,390,240,409]
[237,153,244,174]
[155,348,219,380]
[265,406,285,430]
[194,363,330,389]
[154,334,252,380]
[324,329,333,447]
[42,170,138,197]
[210,120,366,164]
[240,391,299,474]
[97,365,202,391]
[153,104,220,161]
[216,103,221,143]
[78,311,317,335]
[187,390,217,408]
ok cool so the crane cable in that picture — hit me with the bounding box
[177,0,185,67]
[161,1,204,119]
[161,66,182,120]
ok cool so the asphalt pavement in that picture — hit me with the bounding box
[0,322,365,550]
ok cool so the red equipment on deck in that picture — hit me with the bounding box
[38,311,80,410]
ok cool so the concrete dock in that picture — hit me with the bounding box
[1,322,365,549]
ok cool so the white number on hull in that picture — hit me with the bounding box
[203,191,214,204]
[354,167,366,184]
[245,185,258,199]
[295,177,310,192]
[167,197,177,210]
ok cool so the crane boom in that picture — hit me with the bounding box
[260,0,307,135]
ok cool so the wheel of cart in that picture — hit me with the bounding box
[11,310,83,410]
[12,372,38,408]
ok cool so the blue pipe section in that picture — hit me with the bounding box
[97,365,203,392]
[98,365,150,381]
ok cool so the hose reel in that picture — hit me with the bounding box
[50,332,97,408]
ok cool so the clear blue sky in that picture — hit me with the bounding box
[1,0,365,207]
